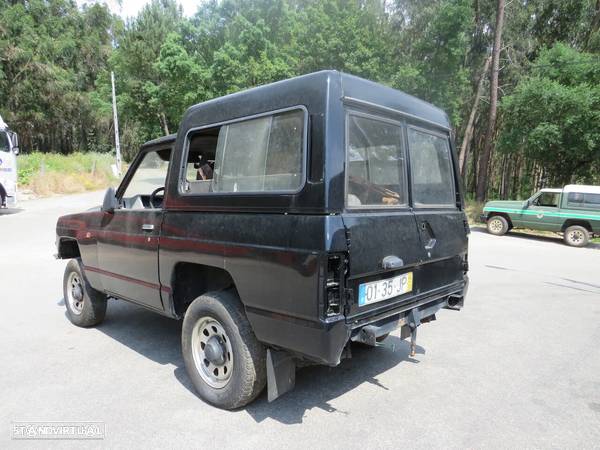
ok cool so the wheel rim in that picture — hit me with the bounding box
[568,230,584,244]
[66,271,84,315]
[489,218,503,233]
[191,316,234,389]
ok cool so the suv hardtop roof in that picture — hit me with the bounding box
[141,133,176,149]
[179,70,451,133]
[539,188,562,193]
[564,184,600,194]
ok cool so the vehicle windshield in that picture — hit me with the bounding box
[0,132,9,152]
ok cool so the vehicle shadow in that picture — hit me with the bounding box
[83,298,423,424]
[470,226,600,249]
[0,207,24,216]
[241,337,422,424]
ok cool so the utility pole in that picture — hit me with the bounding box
[111,71,122,176]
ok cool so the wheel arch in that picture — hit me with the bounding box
[57,238,81,259]
[561,219,592,232]
[169,262,238,318]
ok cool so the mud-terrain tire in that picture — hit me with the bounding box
[487,215,509,236]
[182,290,266,409]
[563,225,589,247]
[63,259,107,327]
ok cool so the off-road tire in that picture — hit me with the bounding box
[487,215,509,236]
[563,225,589,247]
[181,290,266,409]
[63,259,107,327]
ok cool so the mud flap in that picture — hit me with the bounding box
[266,349,296,402]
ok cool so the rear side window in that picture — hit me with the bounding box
[568,192,600,209]
[407,128,455,207]
[184,108,305,194]
[346,114,407,207]
[214,109,304,193]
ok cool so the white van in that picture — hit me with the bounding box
[0,115,19,208]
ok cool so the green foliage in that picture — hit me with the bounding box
[498,44,600,185]
[17,151,117,187]
[1,0,600,199]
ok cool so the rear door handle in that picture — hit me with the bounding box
[142,224,155,232]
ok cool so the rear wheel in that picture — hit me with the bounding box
[487,215,509,236]
[181,291,266,409]
[63,259,107,327]
[563,225,589,247]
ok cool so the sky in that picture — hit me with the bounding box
[77,0,200,18]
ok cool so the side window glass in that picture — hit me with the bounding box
[346,115,407,207]
[567,192,584,208]
[584,193,600,209]
[535,192,559,207]
[185,109,305,194]
[408,128,455,207]
[122,149,171,209]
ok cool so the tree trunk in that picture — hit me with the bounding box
[159,112,170,135]
[459,55,491,177]
[475,0,505,202]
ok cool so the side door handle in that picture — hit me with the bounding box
[142,224,155,232]
[421,221,437,250]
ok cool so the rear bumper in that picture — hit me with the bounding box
[246,277,468,366]
[479,214,488,222]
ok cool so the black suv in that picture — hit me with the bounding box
[56,71,469,409]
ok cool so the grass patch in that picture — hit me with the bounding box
[18,152,120,197]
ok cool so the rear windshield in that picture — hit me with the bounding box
[346,114,407,207]
[407,128,455,207]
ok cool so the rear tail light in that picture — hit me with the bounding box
[325,254,346,317]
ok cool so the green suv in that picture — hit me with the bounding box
[481,185,600,247]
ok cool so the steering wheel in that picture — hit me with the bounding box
[149,187,165,208]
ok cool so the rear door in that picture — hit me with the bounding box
[342,112,424,320]
[407,125,468,296]
[342,113,467,320]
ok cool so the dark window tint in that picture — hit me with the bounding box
[567,192,584,207]
[408,128,455,207]
[0,132,9,152]
[584,193,600,209]
[346,115,407,207]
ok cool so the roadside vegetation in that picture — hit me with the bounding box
[1,0,599,200]
[18,153,119,197]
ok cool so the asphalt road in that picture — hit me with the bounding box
[1,191,599,449]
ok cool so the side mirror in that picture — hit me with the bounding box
[101,187,119,213]
[522,200,530,209]
[9,132,19,155]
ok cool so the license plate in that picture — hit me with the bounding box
[358,272,413,306]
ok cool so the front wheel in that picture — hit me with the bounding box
[487,215,509,236]
[181,291,266,409]
[564,225,589,247]
[63,259,107,327]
